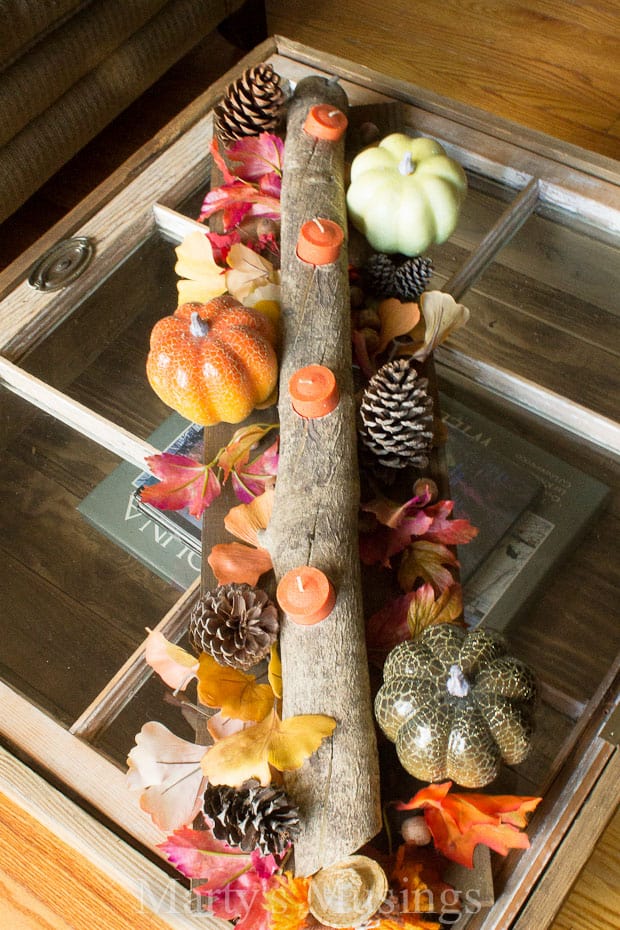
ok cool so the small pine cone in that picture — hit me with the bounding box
[214,63,285,144]
[392,256,433,302]
[203,780,300,857]
[362,253,397,298]
[359,358,434,470]
[189,583,278,670]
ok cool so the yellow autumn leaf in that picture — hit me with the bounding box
[197,654,274,722]
[202,708,337,787]
[174,230,227,305]
[406,582,466,640]
[268,644,283,700]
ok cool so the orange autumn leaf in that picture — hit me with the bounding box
[197,654,274,722]
[202,706,336,787]
[144,629,199,691]
[406,583,465,640]
[208,541,273,585]
[208,489,274,584]
[397,781,542,868]
[377,298,421,353]
[391,845,459,914]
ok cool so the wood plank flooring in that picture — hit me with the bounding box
[266,0,620,159]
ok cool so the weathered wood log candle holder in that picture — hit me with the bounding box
[262,76,382,877]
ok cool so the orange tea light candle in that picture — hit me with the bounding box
[277,566,336,626]
[289,364,339,419]
[303,104,348,141]
[296,217,344,265]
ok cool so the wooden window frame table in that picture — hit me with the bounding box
[0,36,618,930]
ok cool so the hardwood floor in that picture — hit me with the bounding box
[0,4,617,928]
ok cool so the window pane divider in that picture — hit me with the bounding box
[0,354,160,468]
[436,346,620,454]
[70,579,201,740]
[444,178,541,299]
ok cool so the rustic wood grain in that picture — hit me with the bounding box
[262,75,382,875]
[0,747,213,930]
[266,0,620,159]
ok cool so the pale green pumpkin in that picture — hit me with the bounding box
[346,133,468,256]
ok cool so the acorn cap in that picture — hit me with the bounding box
[307,855,388,928]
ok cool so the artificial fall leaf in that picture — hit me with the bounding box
[226,242,279,302]
[141,453,221,518]
[406,291,470,362]
[145,629,199,691]
[391,844,459,914]
[197,653,274,722]
[366,592,417,666]
[158,825,253,882]
[208,490,274,584]
[397,781,542,869]
[207,710,254,741]
[174,230,227,305]
[198,856,277,930]
[226,132,284,183]
[268,644,283,700]
[217,423,278,483]
[398,541,459,594]
[205,229,242,263]
[201,707,336,787]
[377,298,421,354]
[199,179,281,231]
[263,872,310,930]
[126,722,208,831]
[231,438,278,502]
[208,541,274,586]
[421,500,479,546]
[217,422,279,503]
[406,583,465,639]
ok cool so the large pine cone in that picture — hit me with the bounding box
[359,358,434,470]
[189,583,278,670]
[203,780,300,856]
[214,63,285,144]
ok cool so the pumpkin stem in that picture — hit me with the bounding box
[398,152,415,176]
[446,664,470,698]
[190,311,210,338]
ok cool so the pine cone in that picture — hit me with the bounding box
[214,63,285,144]
[362,253,433,302]
[393,256,434,302]
[189,583,278,670]
[203,780,300,856]
[363,253,397,298]
[359,358,434,469]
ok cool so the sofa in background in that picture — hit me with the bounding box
[0,0,251,223]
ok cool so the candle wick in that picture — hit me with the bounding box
[313,217,325,234]
[328,109,339,118]
[296,575,305,593]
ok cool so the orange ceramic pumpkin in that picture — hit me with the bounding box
[146,296,278,426]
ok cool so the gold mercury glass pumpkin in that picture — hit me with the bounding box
[375,623,537,788]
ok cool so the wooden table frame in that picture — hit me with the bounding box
[0,36,618,930]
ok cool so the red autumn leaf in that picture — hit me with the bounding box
[158,826,254,882]
[209,137,236,184]
[226,133,284,183]
[231,439,279,503]
[360,522,412,568]
[421,500,479,546]
[197,857,277,930]
[205,229,242,263]
[199,180,281,230]
[397,781,542,868]
[366,591,417,666]
[141,453,221,518]
[217,423,278,484]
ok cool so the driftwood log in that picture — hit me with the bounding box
[261,76,382,876]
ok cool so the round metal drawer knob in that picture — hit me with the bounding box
[28,237,95,291]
